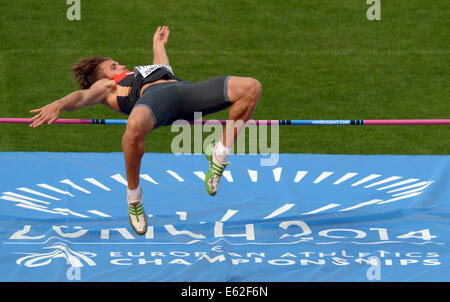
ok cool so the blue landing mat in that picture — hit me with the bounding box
[0,152,449,281]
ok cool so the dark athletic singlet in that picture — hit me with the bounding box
[111,67,182,115]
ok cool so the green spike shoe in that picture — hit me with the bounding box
[204,142,230,196]
[127,187,148,235]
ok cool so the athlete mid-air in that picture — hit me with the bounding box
[29,26,262,235]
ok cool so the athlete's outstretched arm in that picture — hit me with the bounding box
[152,25,170,66]
[29,79,114,128]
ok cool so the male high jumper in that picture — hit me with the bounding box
[29,26,262,235]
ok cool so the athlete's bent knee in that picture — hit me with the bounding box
[227,76,262,103]
[125,119,150,142]
[251,78,262,100]
[244,78,262,104]
[125,107,154,140]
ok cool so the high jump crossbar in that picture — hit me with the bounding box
[0,118,449,126]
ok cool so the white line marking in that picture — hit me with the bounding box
[273,167,282,182]
[2,192,50,204]
[302,203,340,215]
[164,225,206,239]
[176,211,187,221]
[37,184,74,197]
[248,170,258,182]
[60,179,91,194]
[16,187,60,200]
[339,199,383,212]
[193,171,205,181]
[264,204,295,219]
[294,171,308,183]
[140,174,159,184]
[220,209,238,222]
[364,176,402,188]
[166,170,184,182]
[377,178,420,191]
[84,178,111,191]
[378,192,423,204]
[333,173,358,185]
[111,174,128,186]
[313,171,334,184]
[222,171,233,182]
[88,210,112,218]
[351,174,382,187]
[391,182,434,196]
[15,203,68,215]
[1,195,48,208]
[387,181,433,193]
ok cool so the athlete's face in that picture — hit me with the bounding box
[98,59,127,79]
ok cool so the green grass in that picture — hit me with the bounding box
[0,0,448,154]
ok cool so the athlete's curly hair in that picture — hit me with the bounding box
[71,56,111,89]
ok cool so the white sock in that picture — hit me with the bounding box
[214,141,231,163]
[127,186,141,202]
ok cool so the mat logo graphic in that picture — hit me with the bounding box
[0,166,436,223]
[15,242,96,268]
[0,155,441,246]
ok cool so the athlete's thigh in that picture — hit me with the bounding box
[177,76,232,120]
[135,85,183,129]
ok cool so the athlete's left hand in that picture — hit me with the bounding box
[29,101,62,128]
[153,25,170,47]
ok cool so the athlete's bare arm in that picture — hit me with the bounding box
[29,79,116,128]
[152,25,170,66]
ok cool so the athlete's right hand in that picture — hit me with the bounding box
[153,25,170,47]
[29,101,63,128]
